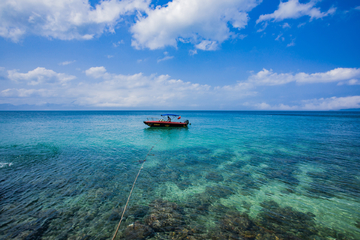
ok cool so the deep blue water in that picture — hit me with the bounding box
[0,111,359,239]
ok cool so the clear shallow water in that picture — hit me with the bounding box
[0,111,359,240]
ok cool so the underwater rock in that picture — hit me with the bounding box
[229,172,263,196]
[220,212,253,234]
[208,210,283,240]
[145,199,185,232]
[156,169,181,183]
[355,221,360,229]
[5,209,59,239]
[205,185,234,199]
[122,221,154,240]
[128,205,150,219]
[205,172,224,182]
[209,204,234,218]
[176,180,193,190]
[108,209,121,221]
[224,160,247,172]
[257,200,318,239]
[108,205,149,222]
[306,168,360,200]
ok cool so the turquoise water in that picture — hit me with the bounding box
[0,111,359,239]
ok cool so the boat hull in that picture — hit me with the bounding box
[144,121,189,127]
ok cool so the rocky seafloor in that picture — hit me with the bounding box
[3,197,351,240]
[112,198,350,240]
[1,145,359,240]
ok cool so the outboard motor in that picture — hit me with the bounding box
[184,120,189,125]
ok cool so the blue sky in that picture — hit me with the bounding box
[0,0,359,110]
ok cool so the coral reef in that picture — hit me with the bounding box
[2,209,58,239]
[122,221,154,240]
[205,185,234,199]
[205,172,224,182]
[145,199,185,232]
[256,200,318,239]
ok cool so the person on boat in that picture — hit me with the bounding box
[167,116,171,122]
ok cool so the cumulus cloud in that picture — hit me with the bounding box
[8,67,76,85]
[247,96,360,110]
[337,79,360,86]
[85,66,108,78]
[257,0,336,24]
[0,88,55,97]
[275,34,284,41]
[246,68,360,86]
[287,39,295,47]
[157,52,174,63]
[59,60,76,66]
[0,0,150,42]
[0,66,255,108]
[69,67,213,107]
[195,40,218,51]
[2,66,360,110]
[130,0,260,50]
[302,96,360,110]
[282,22,291,28]
[244,101,298,110]
[256,22,268,32]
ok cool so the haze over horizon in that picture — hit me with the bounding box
[1,0,359,110]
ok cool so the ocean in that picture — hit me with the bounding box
[0,111,359,239]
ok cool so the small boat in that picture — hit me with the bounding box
[144,114,190,127]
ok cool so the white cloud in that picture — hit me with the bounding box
[275,33,283,41]
[189,49,198,55]
[157,56,174,63]
[0,88,55,97]
[239,34,247,40]
[257,22,268,32]
[257,0,336,24]
[0,0,150,42]
[246,102,298,110]
[287,39,295,47]
[337,79,360,86]
[248,68,294,86]
[296,68,360,84]
[85,66,108,78]
[130,0,260,50]
[247,68,360,86]
[195,40,218,51]
[59,60,76,66]
[355,6,360,11]
[157,51,174,63]
[2,66,360,109]
[297,22,306,28]
[113,40,125,47]
[69,67,214,107]
[248,96,360,110]
[282,22,291,28]
[8,67,76,85]
[0,66,255,108]
[302,96,360,110]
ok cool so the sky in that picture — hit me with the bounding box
[0,0,359,110]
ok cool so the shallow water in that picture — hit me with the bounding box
[0,111,359,239]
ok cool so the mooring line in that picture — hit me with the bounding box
[111,138,162,240]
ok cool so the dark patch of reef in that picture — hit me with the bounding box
[205,172,224,182]
[1,209,59,240]
[116,198,350,240]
